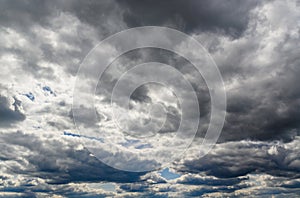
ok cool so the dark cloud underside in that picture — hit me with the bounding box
[118,0,262,38]
[1,0,300,197]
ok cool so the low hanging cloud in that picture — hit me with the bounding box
[1,0,300,197]
[205,0,300,142]
[118,0,262,38]
[178,138,300,179]
[0,131,145,184]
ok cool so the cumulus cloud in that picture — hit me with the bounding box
[118,0,262,38]
[190,0,300,142]
[1,0,300,196]
[178,138,300,178]
[0,95,25,127]
[0,131,145,192]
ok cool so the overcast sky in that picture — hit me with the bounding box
[1,0,300,197]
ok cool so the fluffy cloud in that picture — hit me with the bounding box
[0,95,25,127]
[178,137,300,178]
[118,0,262,38]
[0,131,145,196]
[194,0,300,142]
[1,0,300,197]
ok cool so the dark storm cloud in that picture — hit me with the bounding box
[3,0,299,145]
[0,0,123,34]
[0,131,144,185]
[1,0,300,196]
[130,85,152,103]
[215,28,300,142]
[179,140,300,179]
[117,0,262,37]
[0,0,125,78]
[0,96,25,127]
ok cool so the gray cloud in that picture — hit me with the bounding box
[0,131,144,184]
[178,139,300,179]
[1,0,300,196]
[0,95,25,127]
[118,0,263,38]
[130,85,152,103]
[0,0,126,80]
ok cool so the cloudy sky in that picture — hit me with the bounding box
[1,0,300,197]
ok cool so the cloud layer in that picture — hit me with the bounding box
[1,0,300,197]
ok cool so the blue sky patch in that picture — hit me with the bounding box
[24,92,35,101]
[159,168,181,180]
[63,131,104,143]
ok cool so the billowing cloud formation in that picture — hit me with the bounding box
[118,0,262,37]
[0,95,25,127]
[207,0,300,142]
[1,0,300,196]
[179,138,300,178]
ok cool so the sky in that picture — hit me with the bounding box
[0,0,300,197]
